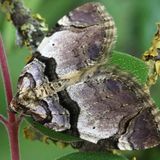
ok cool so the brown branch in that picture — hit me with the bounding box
[0,0,48,51]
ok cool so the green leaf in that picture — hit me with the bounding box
[57,152,128,160]
[108,51,149,85]
[26,118,81,143]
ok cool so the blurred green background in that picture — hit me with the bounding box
[0,0,160,159]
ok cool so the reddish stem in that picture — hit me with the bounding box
[8,123,20,160]
[0,34,20,160]
[0,36,15,122]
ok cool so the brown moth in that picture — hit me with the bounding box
[10,2,160,150]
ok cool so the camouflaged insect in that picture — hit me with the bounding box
[10,2,160,150]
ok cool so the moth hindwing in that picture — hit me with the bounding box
[10,2,160,150]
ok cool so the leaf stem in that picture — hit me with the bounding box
[0,114,8,125]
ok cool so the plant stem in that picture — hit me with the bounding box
[8,122,20,160]
[0,34,20,160]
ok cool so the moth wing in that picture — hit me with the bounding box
[66,69,160,149]
[37,3,116,76]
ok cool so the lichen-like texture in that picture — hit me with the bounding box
[0,0,48,51]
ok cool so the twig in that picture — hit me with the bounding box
[0,0,48,51]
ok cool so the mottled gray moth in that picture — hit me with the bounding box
[10,2,160,150]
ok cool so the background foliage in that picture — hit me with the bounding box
[0,0,160,159]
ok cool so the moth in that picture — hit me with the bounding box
[10,2,160,150]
